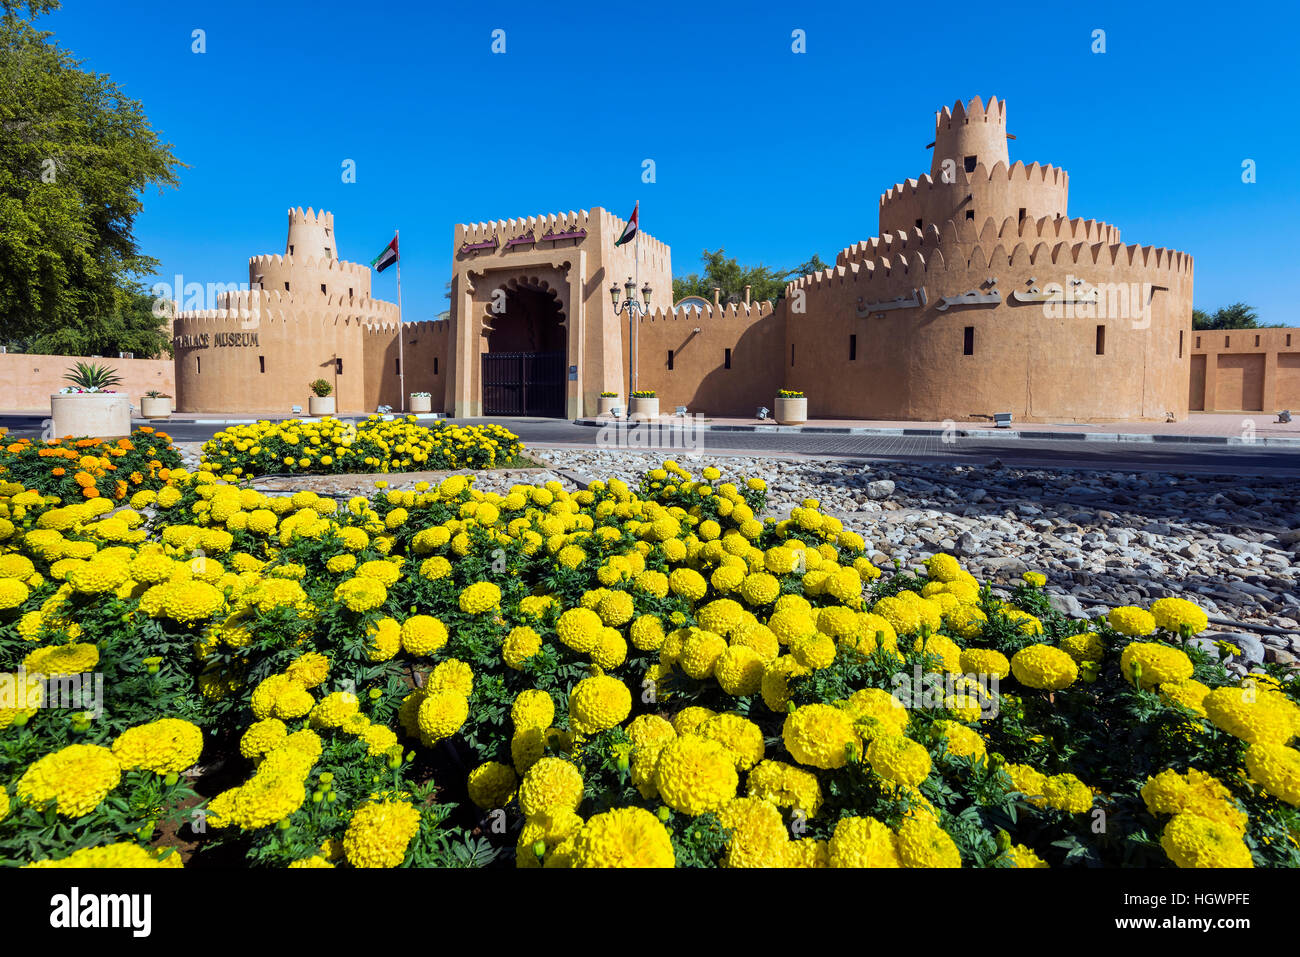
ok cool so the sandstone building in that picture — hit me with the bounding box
[167,97,1296,421]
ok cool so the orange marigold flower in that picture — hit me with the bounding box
[52,467,66,476]
[83,487,100,499]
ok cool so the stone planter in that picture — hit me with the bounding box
[409,394,432,414]
[140,396,172,419]
[308,395,335,416]
[50,392,131,439]
[629,396,659,419]
[598,395,621,416]
[774,396,807,425]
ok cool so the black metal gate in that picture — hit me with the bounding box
[481,351,566,417]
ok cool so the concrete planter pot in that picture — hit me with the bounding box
[50,392,131,439]
[775,396,807,425]
[140,396,172,419]
[308,396,335,416]
[409,394,432,414]
[598,396,621,416]
[629,397,659,419]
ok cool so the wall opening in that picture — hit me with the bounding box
[1288,334,1293,347]
[724,348,732,370]
[288,245,294,254]
[849,334,857,361]
[1196,335,1201,349]
[284,282,290,291]
[336,357,343,374]
[1178,330,1183,358]
[1225,335,1230,348]
[321,284,327,295]
[1018,207,1026,223]
[964,155,977,173]
[965,209,975,221]
[395,357,401,374]
[196,356,200,374]
[790,343,795,367]
[667,349,674,371]
[915,219,923,230]
[1096,325,1106,355]
[259,355,265,374]
[434,357,438,375]
[963,327,974,356]
[1255,334,1260,347]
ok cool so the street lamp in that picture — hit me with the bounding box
[611,276,652,395]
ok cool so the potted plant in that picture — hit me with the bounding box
[598,391,620,416]
[629,389,659,419]
[775,389,807,425]
[308,378,335,416]
[140,390,173,419]
[409,391,433,414]
[50,361,131,438]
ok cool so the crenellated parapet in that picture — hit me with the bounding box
[642,300,776,323]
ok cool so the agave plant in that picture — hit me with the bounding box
[62,361,123,391]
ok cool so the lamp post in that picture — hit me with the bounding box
[611,276,652,397]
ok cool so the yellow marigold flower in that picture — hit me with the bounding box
[503,625,543,669]
[310,691,360,729]
[829,815,901,868]
[700,713,765,772]
[556,607,603,653]
[784,703,862,770]
[1151,597,1209,635]
[714,645,765,697]
[1003,763,1049,806]
[568,675,631,735]
[629,614,666,652]
[1120,642,1194,689]
[1244,743,1300,806]
[459,581,501,615]
[896,817,962,868]
[760,655,809,713]
[285,652,330,688]
[1059,632,1105,664]
[240,718,288,759]
[679,629,728,679]
[400,615,448,656]
[24,843,181,869]
[716,796,789,868]
[1203,686,1298,746]
[1108,605,1156,637]
[333,576,387,612]
[1010,644,1078,690]
[934,720,986,760]
[1160,813,1253,868]
[1042,773,1093,813]
[865,734,931,788]
[518,757,584,820]
[1005,844,1049,868]
[18,743,121,817]
[111,718,203,774]
[1159,679,1212,717]
[654,734,738,816]
[343,800,422,868]
[417,689,469,742]
[468,761,519,809]
[572,806,675,868]
[1140,767,1249,834]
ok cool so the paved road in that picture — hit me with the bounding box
[4,413,1298,477]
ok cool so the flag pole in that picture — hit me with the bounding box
[395,229,405,413]
[632,200,639,397]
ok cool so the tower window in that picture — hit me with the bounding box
[667,350,674,371]
[289,245,294,254]
[395,357,401,374]
[1288,334,1293,347]
[196,356,201,374]
[1225,335,1230,348]
[284,282,290,291]
[964,155,977,173]
[1096,325,1106,355]
[1196,336,1201,348]
[259,355,265,373]
[915,219,923,230]
[965,209,975,221]
[324,247,331,259]
[1178,331,1183,358]
[963,327,974,356]
[321,284,327,295]
[1018,207,1026,223]
[336,357,343,374]
[349,287,353,297]
[724,348,732,369]
[849,334,857,360]
[434,357,438,375]
[1255,334,1260,347]
[791,343,795,367]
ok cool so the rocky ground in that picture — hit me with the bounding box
[177,442,1300,676]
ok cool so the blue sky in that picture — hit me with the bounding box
[44,0,1300,325]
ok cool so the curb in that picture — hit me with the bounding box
[571,418,1300,447]
[131,413,449,427]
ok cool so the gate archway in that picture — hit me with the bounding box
[480,277,567,417]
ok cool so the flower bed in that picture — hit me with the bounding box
[0,457,1296,869]
[0,428,182,502]
[199,416,524,478]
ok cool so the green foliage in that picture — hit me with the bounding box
[0,2,181,353]
[309,379,333,398]
[1192,302,1279,330]
[672,249,829,305]
[62,360,122,391]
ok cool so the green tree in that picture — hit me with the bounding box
[0,0,182,354]
[1192,302,1263,330]
[672,249,826,305]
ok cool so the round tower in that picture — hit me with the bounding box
[284,207,336,261]
[930,96,1009,179]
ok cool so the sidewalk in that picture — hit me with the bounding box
[573,412,1300,447]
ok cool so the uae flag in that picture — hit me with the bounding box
[614,202,638,246]
[371,235,399,273]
